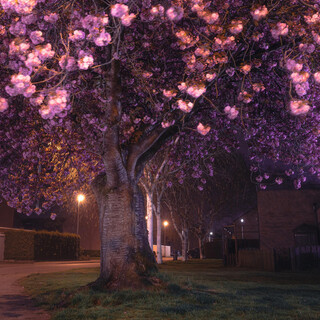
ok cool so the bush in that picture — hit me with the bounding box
[3,229,35,260]
[0,228,80,261]
[34,231,80,261]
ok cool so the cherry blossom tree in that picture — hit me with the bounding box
[0,0,319,288]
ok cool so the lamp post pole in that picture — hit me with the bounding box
[163,220,169,257]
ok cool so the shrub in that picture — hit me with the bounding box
[0,228,80,261]
[34,231,80,261]
[3,229,35,260]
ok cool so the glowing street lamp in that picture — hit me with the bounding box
[240,218,244,239]
[163,220,169,252]
[76,193,85,235]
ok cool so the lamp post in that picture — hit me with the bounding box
[163,220,169,257]
[240,218,244,239]
[76,193,85,235]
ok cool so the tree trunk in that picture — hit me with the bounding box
[198,236,204,259]
[156,213,162,264]
[92,173,156,289]
[146,192,153,250]
[181,228,188,262]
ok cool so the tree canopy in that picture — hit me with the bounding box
[0,0,319,286]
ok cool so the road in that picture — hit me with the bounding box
[0,260,100,320]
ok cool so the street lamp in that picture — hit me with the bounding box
[76,193,85,235]
[240,218,244,239]
[163,220,169,256]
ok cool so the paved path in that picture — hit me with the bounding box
[0,260,100,320]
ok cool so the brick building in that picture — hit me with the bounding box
[230,189,320,249]
[258,189,320,249]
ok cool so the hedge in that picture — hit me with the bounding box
[3,229,35,260]
[0,228,80,261]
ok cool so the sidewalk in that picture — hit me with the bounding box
[0,260,100,320]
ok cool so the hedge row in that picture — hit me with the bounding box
[1,228,80,261]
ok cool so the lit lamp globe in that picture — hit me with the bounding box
[77,194,85,203]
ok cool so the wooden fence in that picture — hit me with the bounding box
[238,249,275,271]
[225,245,320,271]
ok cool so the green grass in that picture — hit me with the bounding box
[20,260,320,320]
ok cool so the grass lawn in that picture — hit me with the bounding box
[21,259,320,320]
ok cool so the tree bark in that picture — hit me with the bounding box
[181,228,189,262]
[92,171,156,289]
[156,213,162,264]
[146,192,153,250]
[198,236,204,259]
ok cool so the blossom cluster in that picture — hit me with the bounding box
[39,88,69,119]
[5,74,35,98]
[110,4,136,26]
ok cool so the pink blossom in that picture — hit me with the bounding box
[166,6,184,22]
[94,30,112,46]
[50,213,57,220]
[290,100,310,115]
[9,22,26,36]
[275,177,283,185]
[163,89,177,98]
[78,51,94,70]
[314,72,320,83]
[256,175,263,182]
[178,82,187,91]
[9,41,30,56]
[0,0,37,15]
[177,100,193,113]
[187,85,206,98]
[195,47,210,58]
[229,20,243,35]
[39,88,68,119]
[121,13,136,26]
[142,71,153,79]
[25,51,41,69]
[304,12,320,25]
[238,91,252,103]
[290,71,309,84]
[240,64,251,74]
[271,22,288,39]
[0,97,9,112]
[312,31,320,44]
[69,30,86,42]
[35,44,55,61]
[44,13,59,24]
[30,94,44,106]
[203,12,219,24]
[206,73,216,81]
[295,82,309,97]
[6,73,35,98]
[251,5,268,21]
[161,120,175,128]
[286,59,303,72]
[21,14,37,25]
[110,4,129,18]
[252,83,265,92]
[30,30,44,44]
[224,105,239,120]
[197,123,210,135]
[150,5,164,16]
[59,55,77,71]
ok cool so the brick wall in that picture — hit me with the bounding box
[258,190,320,249]
[0,199,14,228]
